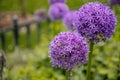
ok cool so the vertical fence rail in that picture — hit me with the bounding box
[13,16,19,54]
[0,51,6,80]
[47,18,51,34]
[26,24,31,48]
[46,18,51,40]
[13,16,19,47]
[0,32,6,51]
[36,21,41,43]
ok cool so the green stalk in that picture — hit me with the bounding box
[86,41,94,80]
[66,70,72,80]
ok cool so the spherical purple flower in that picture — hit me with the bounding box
[34,9,47,22]
[73,2,117,42]
[109,0,120,7]
[48,0,66,5]
[49,32,89,70]
[63,11,77,31]
[48,3,69,21]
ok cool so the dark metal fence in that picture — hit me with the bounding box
[0,16,42,52]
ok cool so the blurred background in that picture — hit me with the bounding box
[0,0,120,80]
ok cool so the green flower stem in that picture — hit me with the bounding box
[87,41,94,80]
[66,70,72,80]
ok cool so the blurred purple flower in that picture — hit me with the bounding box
[34,9,47,22]
[63,11,77,31]
[0,50,6,63]
[49,32,89,70]
[48,0,66,5]
[48,3,69,21]
[109,0,120,7]
[73,2,117,42]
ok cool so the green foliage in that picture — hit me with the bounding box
[2,22,120,80]
[0,0,120,80]
[4,47,86,80]
[0,0,109,13]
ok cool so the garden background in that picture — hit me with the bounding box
[0,0,120,80]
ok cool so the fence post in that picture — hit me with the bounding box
[47,17,51,33]
[0,50,6,80]
[46,17,51,40]
[0,31,6,51]
[13,16,19,54]
[36,21,41,43]
[26,24,31,48]
[13,16,19,46]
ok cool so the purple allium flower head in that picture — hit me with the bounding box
[109,0,120,7]
[63,11,77,31]
[48,0,66,5]
[48,3,69,21]
[34,9,47,22]
[49,32,89,70]
[73,2,117,42]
